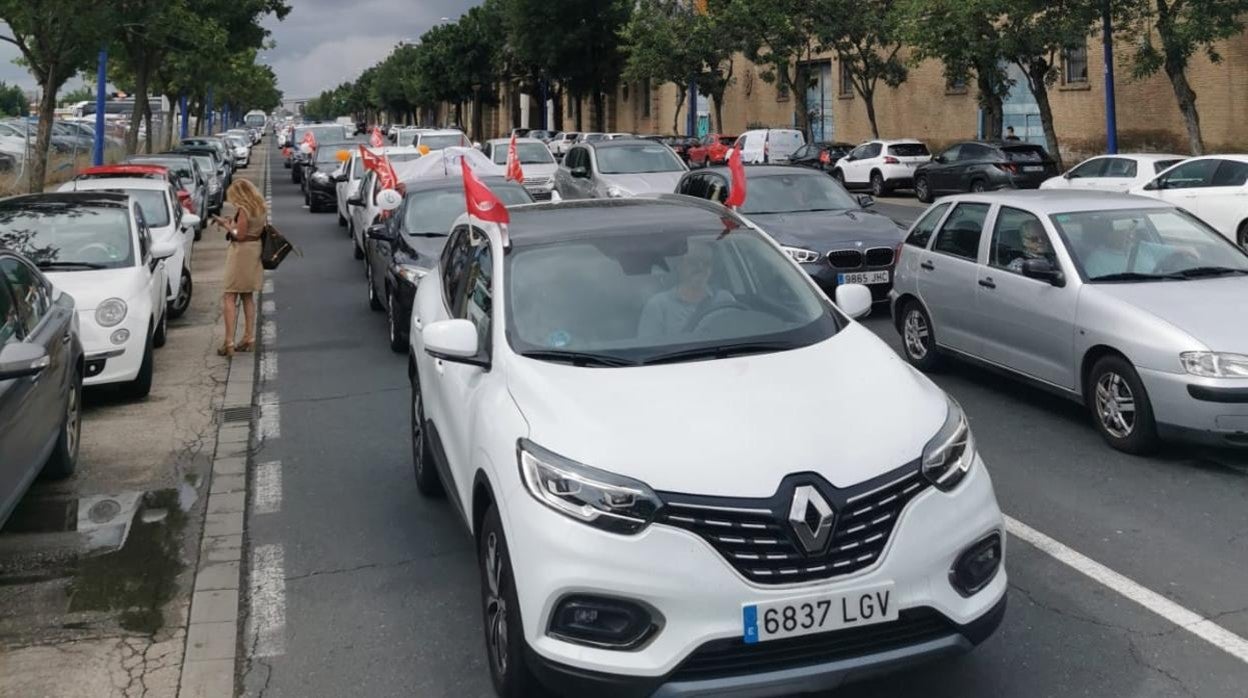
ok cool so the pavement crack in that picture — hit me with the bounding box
[266,385,406,407]
[1008,581,1167,637]
[285,550,471,583]
[1127,637,1196,697]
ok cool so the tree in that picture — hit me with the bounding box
[0,82,28,116]
[0,0,110,191]
[59,84,95,107]
[621,0,695,133]
[1129,0,1248,154]
[821,0,908,138]
[727,0,829,139]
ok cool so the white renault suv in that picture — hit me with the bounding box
[408,197,1006,697]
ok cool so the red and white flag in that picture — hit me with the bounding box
[369,127,384,148]
[359,145,398,190]
[505,132,524,183]
[462,158,510,225]
[725,147,747,209]
[301,130,317,149]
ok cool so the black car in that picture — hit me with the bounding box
[789,141,855,173]
[129,154,211,237]
[914,140,1060,203]
[0,248,83,527]
[676,165,905,302]
[302,143,351,213]
[363,177,534,351]
[173,144,232,193]
[289,124,352,184]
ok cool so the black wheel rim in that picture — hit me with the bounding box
[411,381,425,477]
[65,380,81,460]
[388,291,397,343]
[175,271,192,311]
[972,181,986,192]
[916,179,928,199]
[484,532,509,677]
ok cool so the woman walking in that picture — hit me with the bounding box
[217,179,266,357]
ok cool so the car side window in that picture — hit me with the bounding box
[677,174,705,198]
[792,145,810,160]
[1103,158,1137,178]
[452,228,493,353]
[940,145,962,162]
[705,173,729,204]
[1158,159,1218,189]
[962,144,994,161]
[1068,158,1107,178]
[990,207,1058,273]
[905,202,951,248]
[134,207,150,260]
[862,143,882,159]
[1212,160,1248,187]
[0,272,19,345]
[441,227,472,312]
[931,203,991,261]
[0,257,48,336]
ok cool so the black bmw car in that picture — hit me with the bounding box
[676,165,905,302]
[363,176,534,351]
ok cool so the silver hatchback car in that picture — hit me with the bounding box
[890,191,1248,453]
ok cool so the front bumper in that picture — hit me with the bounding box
[1139,367,1248,448]
[502,454,1006,696]
[307,180,337,207]
[78,310,148,386]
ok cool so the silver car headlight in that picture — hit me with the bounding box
[921,396,975,491]
[1180,352,1248,378]
[606,184,634,198]
[95,298,128,327]
[782,246,822,264]
[518,439,661,535]
[311,171,329,184]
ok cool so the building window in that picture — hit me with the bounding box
[838,61,853,97]
[946,75,967,93]
[1063,44,1088,84]
[642,79,651,117]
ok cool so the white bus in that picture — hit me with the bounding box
[244,110,268,130]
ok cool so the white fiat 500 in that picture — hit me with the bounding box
[408,197,1007,697]
[0,192,175,398]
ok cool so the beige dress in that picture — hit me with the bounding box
[223,205,264,293]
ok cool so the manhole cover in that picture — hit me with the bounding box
[87,499,122,524]
[219,406,256,424]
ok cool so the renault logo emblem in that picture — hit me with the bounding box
[788,485,834,554]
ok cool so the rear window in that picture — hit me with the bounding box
[1004,146,1050,163]
[888,143,930,157]
[1154,159,1183,174]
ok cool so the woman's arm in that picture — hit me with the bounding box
[233,209,253,241]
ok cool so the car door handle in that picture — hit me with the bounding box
[61,333,71,344]
[920,261,935,271]
[979,277,996,289]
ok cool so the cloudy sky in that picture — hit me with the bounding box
[0,1,480,98]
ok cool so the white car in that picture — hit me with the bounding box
[59,177,199,319]
[336,145,422,232]
[221,134,250,168]
[347,156,439,261]
[408,196,1007,697]
[549,132,581,158]
[833,139,932,197]
[2,192,176,397]
[1129,155,1248,247]
[1041,153,1186,193]
[733,128,806,165]
[481,137,558,200]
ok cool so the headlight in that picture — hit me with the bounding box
[1180,352,1248,378]
[95,298,128,327]
[394,263,427,284]
[311,172,329,184]
[782,246,822,264]
[518,439,661,535]
[606,185,634,198]
[921,396,975,492]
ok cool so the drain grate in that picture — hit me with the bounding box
[218,406,256,424]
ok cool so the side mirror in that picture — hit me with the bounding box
[182,213,201,230]
[152,240,178,260]
[0,342,50,380]
[1022,258,1066,287]
[856,194,875,208]
[366,223,391,241]
[423,319,488,367]
[933,155,946,164]
[835,283,872,319]
[347,194,364,207]
[333,173,348,183]
[1143,180,1160,191]
[570,166,589,179]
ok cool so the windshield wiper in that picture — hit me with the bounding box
[519,349,639,367]
[1089,272,1178,282]
[37,261,107,270]
[642,341,800,365]
[406,231,449,237]
[1171,266,1248,279]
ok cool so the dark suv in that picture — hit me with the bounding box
[914,141,1059,202]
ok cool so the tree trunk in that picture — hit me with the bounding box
[163,93,177,150]
[976,70,1004,140]
[30,82,60,193]
[789,75,810,140]
[126,65,150,155]
[574,93,583,131]
[472,91,485,142]
[143,100,154,155]
[1164,59,1203,154]
[1024,62,1063,170]
[862,88,880,139]
[552,84,564,131]
[711,93,724,134]
[593,89,606,133]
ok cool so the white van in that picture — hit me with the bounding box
[733,128,805,164]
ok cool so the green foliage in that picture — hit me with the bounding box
[59,85,96,107]
[821,0,908,137]
[0,82,28,116]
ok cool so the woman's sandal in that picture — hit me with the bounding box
[235,339,255,353]
[217,343,234,357]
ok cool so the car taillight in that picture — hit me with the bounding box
[883,156,900,164]
[995,162,1019,174]
[177,190,194,212]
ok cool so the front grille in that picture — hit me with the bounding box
[656,465,929,585]
[865,247,895,267]
[529,190,553,201]
[670,607,953,682]
[827,249,863,269]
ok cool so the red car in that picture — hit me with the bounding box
[687,133,737,168]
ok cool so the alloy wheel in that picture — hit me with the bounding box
[871,173,884,197]
[388,291,397,344]
[411,381,424,478]
[65,380,81,461]
[971,180,987,193]
[1095,372,1136,439]
[484,533,509,677]
[915,177,929,201]
[904,309,930,360]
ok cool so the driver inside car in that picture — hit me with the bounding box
[638,241,736,338]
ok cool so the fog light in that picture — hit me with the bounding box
[548,595,660,650]
[110,329,131,345]
[950,532,1002,597]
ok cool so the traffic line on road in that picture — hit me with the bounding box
[263,278,274,294]
[262,299,275,314]
[247,544,287,658]
[253,461,282,515]
[258,392,280,440]
[260,352,278,382]
[261,319,277,346]
[1006,515,1248,664]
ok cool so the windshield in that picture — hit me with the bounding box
[420,134,467,150]
[506,226,838,365]
[116,189,171,227]
[740,173,859,215]
[190,155,215,175]
[403,185,531,234]
[490,143,554,165]
[888,143,929,157]
[134,159,193,182]
[0,205,134,269]
[1051,208,1248,281]
[596,145,683,175]
[1154,159,1184,174]
[315,148,344,164]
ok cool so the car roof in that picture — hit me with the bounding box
[78,164,169,177]
[504,197,743,247]
[0,192,130,209]
[416,129,464,136]
[869,138,924,145]
[487,137,546,146]
[935,190,1177,214]
[67,177,170,192]
[1084,153,1186,161]
[1166,154,1248,164]
[587,138,668,149]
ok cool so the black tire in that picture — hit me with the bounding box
[194,224,203,242]
[367,264,383,311]
[291,168,300,184]
[870,171,887,197]
[352,234,364,260]
[915,175,933,203]
[168,268,192,320]
[122,331,154,400]
[338,211,347,228]
[479,506,543,698]
[42,368,82,479]
[411,372,443,496]
[970,178,988,193]
[899,301,940,371]
[153,308,169,348]
[1086,355,1159,455]
[1237,221,1247,251]
[388,289,407,353]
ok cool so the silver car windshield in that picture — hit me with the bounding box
[491,143,554,166]
[0,205,135,269]
[1051,208,1248,282]
[596,145,683,175]
[506,228,838,365]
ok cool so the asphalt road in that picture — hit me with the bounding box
[242,153,1248,697]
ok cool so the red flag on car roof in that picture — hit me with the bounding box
[505,132,524,183]
[369,127,384,148]
[725,146,746,209]
[359,145,398,190]
[462,158,509,225]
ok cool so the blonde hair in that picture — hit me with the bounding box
[226,179,267,221]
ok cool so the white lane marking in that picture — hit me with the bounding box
[257,391,280,440]
[262,299,276,314]
[1006,516,1248,664]
[260,352,278,382]
[263,278,274,294]
[261,320,276,346]
[247,544,287,658]
[253,461,282,515]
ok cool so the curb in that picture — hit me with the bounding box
[176,142,270,698]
